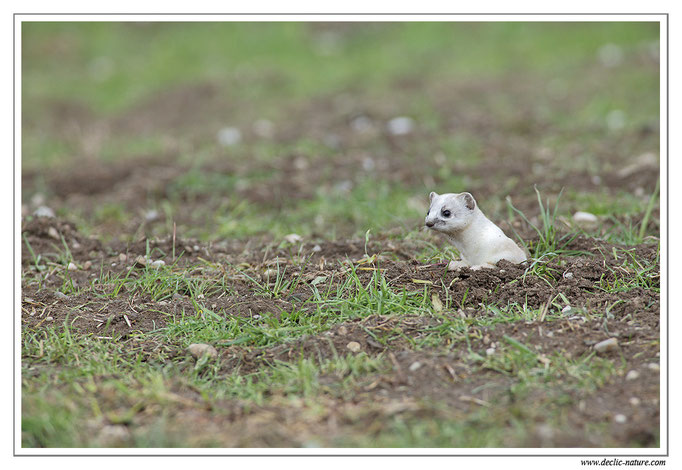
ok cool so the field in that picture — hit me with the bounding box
[20,22,661,448]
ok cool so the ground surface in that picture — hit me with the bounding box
[21,22,661,448]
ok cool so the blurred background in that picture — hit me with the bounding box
[21,22,660,242]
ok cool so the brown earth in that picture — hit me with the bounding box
[21,62,660,447]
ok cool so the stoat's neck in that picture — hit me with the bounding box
[445,209,488,259]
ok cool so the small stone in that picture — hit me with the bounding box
[252,119,274,138]
[134,255,147,267]
[409,361,422,372]
[33,206,55,218]
[350,115,373,133]
[613,413,627,424]
[562,305,572,314]
[45,316,54,322]
[486,347,496,356]
[387,116,414,135]
[573,211,598,227]
[625,370,640,381]
[31,193,46,206]
[97,425,131,447]
[188,343,218,359]
[346,341,361,353]
[172,293,184,300]
[216,127,241,146]
[284,233,303,244]
[67,262,78,271]
[606,109,626,131]
[119,253,128,262]
[598,43,623,67]
[72,240,81,250]
[337,326,348,336]
[312,244,322,253]
[54,291,68,300]
[83,261,92,270]
[594,337,619,353]
[145,210,160,222]
[647,363,660,372]
[47,227,60,240]
[629,397,641,406]
[151,260,165,269]
[563,272,574,280]
[263,268,277,280]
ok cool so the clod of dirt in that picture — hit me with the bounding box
[594,337,619,353]
[188,343,218,359]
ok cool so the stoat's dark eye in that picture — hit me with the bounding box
[441,209,451,217]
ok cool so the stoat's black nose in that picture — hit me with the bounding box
[425,220,435,227]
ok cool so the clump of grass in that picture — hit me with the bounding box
[506,186,584,260]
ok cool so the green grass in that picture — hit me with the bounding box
[21,21,660,448]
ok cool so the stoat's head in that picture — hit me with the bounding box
[425,191,477,233]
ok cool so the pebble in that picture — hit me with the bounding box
[216,126,242,146]
[594,337,618,353]
[629,397,641,406]
[486,347,496,356]
[387,116,414,135]
[409,361,422,372]
[83,261,92,270]
[263,268,278,280]
[33,206,55,218]
[598,43,623,67]
[563,272,574,280]
[647,363,660,372]
[47,227,60,240]
[97,425,131,447]
[252,119,274,138]
[606,109,626,131]
[350,115,373,133]
[134,255,147,267]
[67,262,78,271]
[561,305,572,314]
[337,326,348,336]
[613,414,627,424]
[45,316,54,322]
[572,211,598,227]
[346,341,361,353]
[145,210,160,222]
[151,260,165,269]
[284,233,303,244]
[54,291,68,300]
[172,293,184,300]
[188,343,218,359]
[625,370,640,381]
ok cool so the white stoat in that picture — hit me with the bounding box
[425,191,526,270]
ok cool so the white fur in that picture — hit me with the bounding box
[425,191,526,270]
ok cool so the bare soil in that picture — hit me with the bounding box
[21,70,660,447]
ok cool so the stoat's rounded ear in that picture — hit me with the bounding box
[429,191,438,202]
[460,192,476,211]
